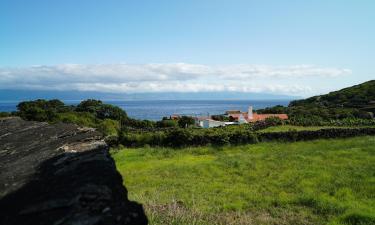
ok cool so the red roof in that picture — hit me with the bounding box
[228,112,288,122]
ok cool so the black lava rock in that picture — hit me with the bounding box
[0,117,148,225]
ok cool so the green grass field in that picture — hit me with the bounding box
[259,125,375,133]
[111,136,375,225]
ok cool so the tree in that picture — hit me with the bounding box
[76,99,103,113]
[16,99,64,121]
[76,99,127,120]
[96,104,127,120]
[178,116,195,128]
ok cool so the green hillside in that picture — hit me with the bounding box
[258,80,375,123]
[290,80,375,111]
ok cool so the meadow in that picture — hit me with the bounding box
[111,136,375,225]
[258,125,375,133]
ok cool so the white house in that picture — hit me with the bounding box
[202,119,226,128]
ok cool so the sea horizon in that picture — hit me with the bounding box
[0,99,291,121]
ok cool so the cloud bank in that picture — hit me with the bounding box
[0,63,351,95]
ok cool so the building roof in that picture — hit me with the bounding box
[227,112,288,122]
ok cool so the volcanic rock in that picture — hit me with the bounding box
[0,117,147,225]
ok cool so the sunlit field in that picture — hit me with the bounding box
[112,136,375,225]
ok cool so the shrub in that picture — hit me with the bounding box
[208,130,230,146]
[57,112,97,127]
[258,128,375,142]
[177,116,195,128]
[76,99,127,120]
[164,129,194,147]
[264,117,283,126]
[98,119,120,136]
[211,115,230,122]
[156,119,178,128]
[228,130,258,145]
[0,112,11,118]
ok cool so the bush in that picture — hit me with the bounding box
[0,112,11,118]
[122,118,156,129]
[264,117,283,126]
[251,118,283,131]
[118,127,375,148]
[177,116,195,128]
[156,119,178,128]
[119,131,167,147]
[97,119,120,136]
[288,117,375,127]
[164,129,194,147]
[118,126,259,148]
[258,128,375,142]
[75,99,103,113]
[76,99,127,120]
[228,130,258,145]
[211,115,230,122]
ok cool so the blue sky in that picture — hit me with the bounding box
[0,0,374,97]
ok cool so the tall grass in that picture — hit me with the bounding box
[111,136,375,225]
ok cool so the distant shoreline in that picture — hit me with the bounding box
[0,99,290,121]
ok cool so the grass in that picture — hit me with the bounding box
[259,125,375,133]
[111,136,375,225]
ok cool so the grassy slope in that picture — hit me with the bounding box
[111,137,375,225]
[290,80,375,107]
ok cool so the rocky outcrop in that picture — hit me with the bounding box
[0,117,147,225]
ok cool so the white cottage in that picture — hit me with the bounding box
[202,119,226,128]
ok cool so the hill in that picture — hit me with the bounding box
[258,80,375,123]
[290,80,375,111]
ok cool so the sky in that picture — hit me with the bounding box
[0,0,374,97]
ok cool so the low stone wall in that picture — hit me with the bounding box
[0,117,147,225]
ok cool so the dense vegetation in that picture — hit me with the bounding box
[291,80,375,109]
[1,96,373,148]
[118,125,375,148]
[119,125,259,148]
[1,99,127,136]
[257,80,375,125]
[1,81,374,225]
[0,81,373,148]
[112,136,375,225]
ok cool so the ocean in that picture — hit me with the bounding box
[0,99,290,121]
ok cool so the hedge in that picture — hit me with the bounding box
[119,127,258,148]
[258,128,375,142]
[118,127,375,148]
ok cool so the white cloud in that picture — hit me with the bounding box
[0,63,350,95]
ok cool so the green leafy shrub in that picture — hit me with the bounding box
[164,129,194,147]
[76,99,127,120]
[0,112,11,118]
[97,119,120,136]
[258,128,375,142]
[156,119,178,128]
[211,115,231,122]
[264,117,284,126]
[177,116,195,128]
[57,112,97,127]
